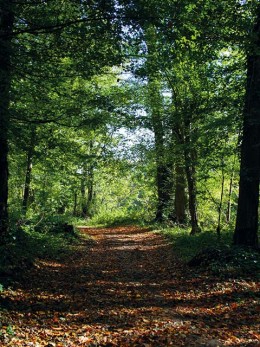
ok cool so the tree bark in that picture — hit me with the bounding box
[217,165,225,237]
[0,1,14,240]
[183,133,201,235]
[145,26,173,222]
[73,191,78,216]
[86,141,94,217]
[234,8,260,248]
[148,81,172,222]
[152,110,172,222]
[22,128,36,214]
[226,157,236,223]
[155,163,172,222]
[80,168,87,217]
[174,163,186,224]
[80,141,95,218]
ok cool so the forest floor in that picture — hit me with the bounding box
[0,226,259,347]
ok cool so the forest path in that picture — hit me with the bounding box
[1,226,259,346]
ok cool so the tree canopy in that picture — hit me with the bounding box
[0,0,259,247]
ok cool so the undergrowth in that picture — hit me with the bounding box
[81,208,151,227]
[158,227,232,261]
[157,226,260,279]
[0,216,80,287]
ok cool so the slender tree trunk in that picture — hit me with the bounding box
[226,178,233,223]
[183,133,201,235]
[73,191,78,216]
[226,157,236,223]
[86,141,94,216]
[234,8,260,248]
[0,2,14,240]
[217,165,225,237]
[185,159,201,235]
[152,106,166,222]
[145,26,173,223]
[87,165,94,210]
[80,141,95,218]
[148,81,172,222]
[174,163,186,224]
[22,128,36,214]
[80,170,87,217]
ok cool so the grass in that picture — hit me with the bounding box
[157,227,232,261]
[73,214,150,229]
[155,225,260,279]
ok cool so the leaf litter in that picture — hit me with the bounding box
[0,226,259,346]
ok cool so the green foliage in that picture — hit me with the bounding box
[87,210,145,227]
[158,226,260,278]
[158,227,230,261]
[208,247,260,278]
[6,325,14,336]
[31,215,76,235]
[0,216,80,285]
[2,0,259,247]
[18,227,77,259]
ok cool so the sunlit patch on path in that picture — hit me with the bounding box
[0,226,259,346]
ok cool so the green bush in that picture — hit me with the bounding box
[157,226,260,279]
[86,209,144,227]
[0,215,80,285]
[158,227,233,261]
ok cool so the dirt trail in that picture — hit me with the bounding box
[0,226,259,346]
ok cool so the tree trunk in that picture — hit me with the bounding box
[234,8,260,248]
[155,164,172,222]
[217,165,225,237]
[149,81,172,222]
[174,163,186,224]
[185,160,201,235]
[0,1,14,240]
[87,164,94,212]
[145,26,173,223]
[80,142,95,218]
[80,171,87,217]
[183,135,201,235]
[86,141,94,216]
[226,159,235,223]
[22,128,36,214]
[73,191,78,216]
